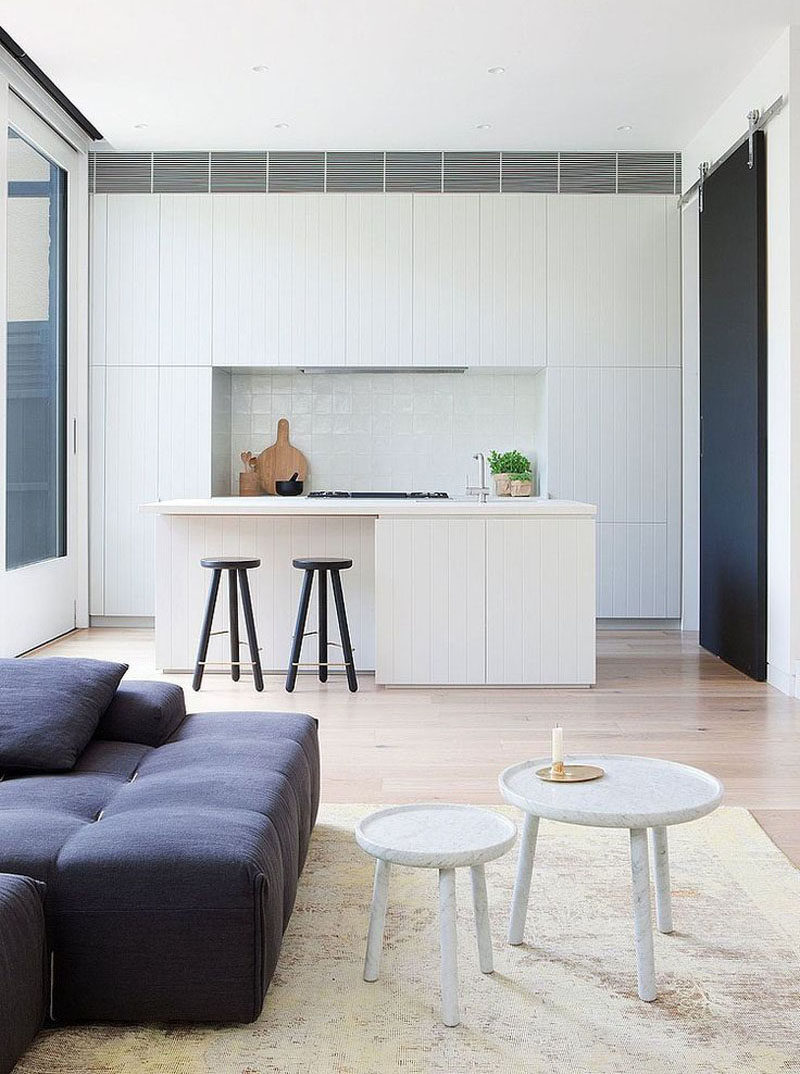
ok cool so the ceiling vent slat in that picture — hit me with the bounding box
[385,151,442,192]
[94,152,152,193]
[559,152,616,194]
[210,151,267,192]
[444,152,501,193]
[269,152,325,192]
[674,154,682,195]
[326,151,384,192]
[153,152,209,193]
[501,152,558,193]
[617,152,675,194]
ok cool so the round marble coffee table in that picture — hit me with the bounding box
[355,804,517,1026]
[499,755,724,1002]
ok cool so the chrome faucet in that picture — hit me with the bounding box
[466,452,490,504]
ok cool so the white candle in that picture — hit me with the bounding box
[551,726,564,766]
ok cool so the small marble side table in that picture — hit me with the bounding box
[499,755,724,1002]
[355,804,517,1026]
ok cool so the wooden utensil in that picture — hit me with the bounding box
[238,450,262,496]
[255,419,308,495]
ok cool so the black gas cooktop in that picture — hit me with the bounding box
[307,491,450,499]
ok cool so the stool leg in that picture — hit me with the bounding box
[192,569,221,691]
[228,568,240,682]
[363,858,391,982]
[330,570,358,692]
[630,827,657,1002]
[438,867,460,1027]
[286,569,314,692]
[318,569,328,683]
[237,569,264,692]
[471,864,494,973]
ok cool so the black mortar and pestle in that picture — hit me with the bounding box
[275,472,304,496]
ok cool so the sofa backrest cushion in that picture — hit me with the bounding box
[95,680,186,746]
[0,658,128,771]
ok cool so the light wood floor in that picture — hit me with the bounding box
[36,628,800,866]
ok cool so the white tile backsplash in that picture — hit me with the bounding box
[222,370,546,496]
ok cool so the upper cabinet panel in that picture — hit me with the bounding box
[412,194,480,367]
[212,194,278,366]
[478,194,547,367]
[89,195,107,366]
[104,195,159,365]
[275,194,346,366]
[345,194,413,366]
[547,194,680,367]
[159,195,212,366]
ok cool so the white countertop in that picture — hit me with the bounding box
[142,496,597,517]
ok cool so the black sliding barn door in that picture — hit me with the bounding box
[699,134,767,680]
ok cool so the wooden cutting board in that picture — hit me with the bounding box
[255,418,308,495]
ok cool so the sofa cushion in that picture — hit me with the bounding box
[0,711,320,1023]
[95,680,186,746]
[0,658,128,772]
[0,874,47,1074]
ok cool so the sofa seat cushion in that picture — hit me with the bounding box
[0,658,128,771]
[0,711,319,1023]
[0,874,47,1074]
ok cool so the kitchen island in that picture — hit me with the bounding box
[142,497,596,685]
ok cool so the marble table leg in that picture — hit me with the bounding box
[508,813,539,945]
[470,864,494,974]
[438,867,460,1027]
[363,858,391,982]
[629,827,657,1002]
[649,826,673,934]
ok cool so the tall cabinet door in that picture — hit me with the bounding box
[375,518,486,684]
[345,194,412,366]
[699,136,767,679]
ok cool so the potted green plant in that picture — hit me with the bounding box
[488,450,531,497]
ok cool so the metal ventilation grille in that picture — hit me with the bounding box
[153,152,209,193]
[502,152,558,192]
[617,153,675,194]
[95,152,151,193]
[89,149,683,195]
[385,152,441,192]
[269,152,324,192]
[559,152,616,194]
[444,152,501,192]
[210,151,267,192]
[326,152,384,192]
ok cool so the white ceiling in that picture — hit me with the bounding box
[0,0,794,151]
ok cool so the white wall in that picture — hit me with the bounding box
[681,29,798,690]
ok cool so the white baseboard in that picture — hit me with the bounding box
[89,616,155,629]
[766,662,796,697]
[596,618,682,631]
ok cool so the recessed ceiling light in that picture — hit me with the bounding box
[274,122,289,129]
[616,124,633,133]
[251,64,269,73]
[133,123,148,129]
[475,123,492,130]
[487,66,506,75]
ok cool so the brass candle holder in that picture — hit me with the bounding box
[536,760,605,783]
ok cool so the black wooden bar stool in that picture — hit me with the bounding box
[286,557,358,693]
[192,557,264,692]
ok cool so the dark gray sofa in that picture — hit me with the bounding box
[0,874,47,1074]
[0,675,319,1024]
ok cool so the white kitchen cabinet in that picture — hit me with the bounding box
[89,195,107,366]
[546,195,680,367]
[159,195,213,365]
[88,365,106,615]
[345,194,413,366]
[212,194,278,366]
[412,194,480,366]
[157,368,214,500]
[104,195,160,365]
[485,517,595,684]
[478,194,547,367]
[102,366,159,615]
[275,194,346,366]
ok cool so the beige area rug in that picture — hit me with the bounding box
[18,806,800,1074]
